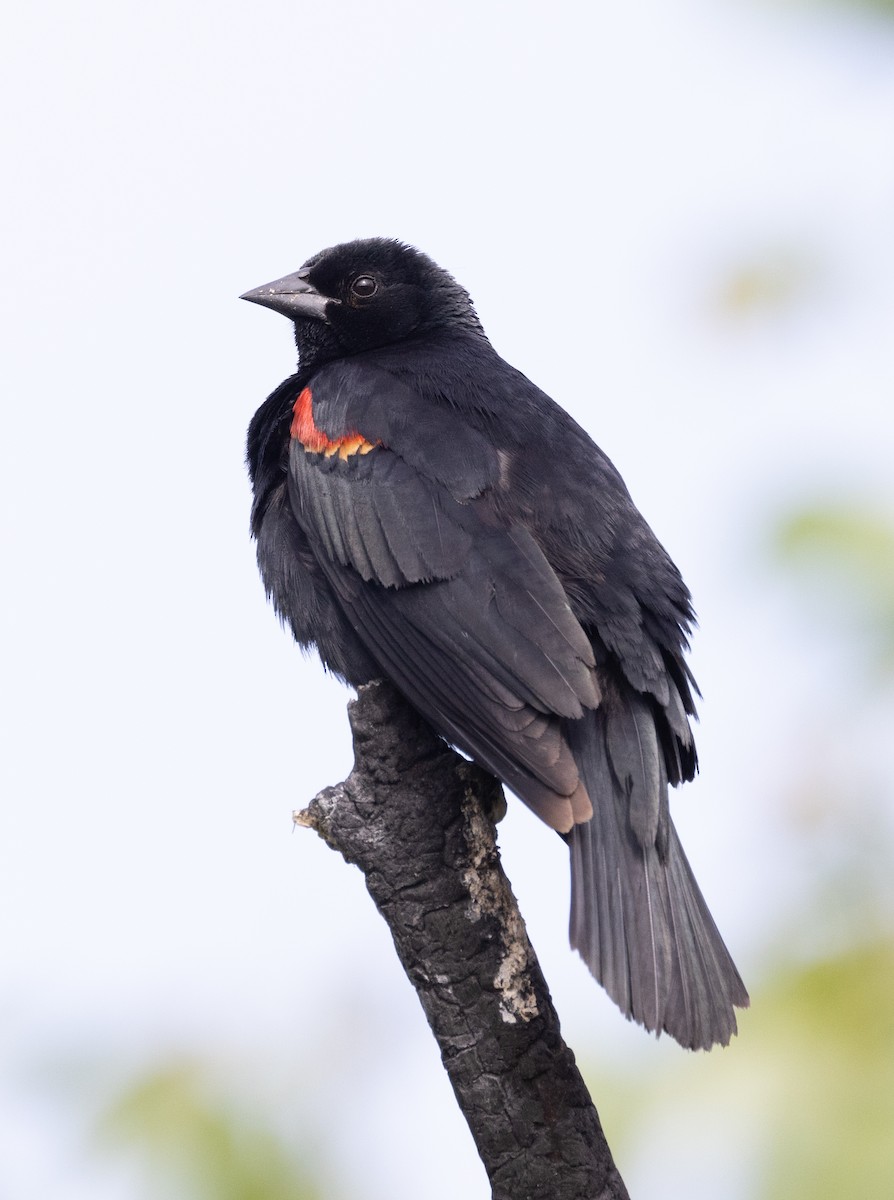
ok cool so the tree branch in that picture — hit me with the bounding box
[295,680,630,1200]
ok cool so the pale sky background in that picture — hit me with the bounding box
[2,1,893,1197]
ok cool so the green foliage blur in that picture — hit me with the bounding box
[95,1061,332,1200]
[780,0,894,20]
[775,505,894,677]
[758,940,894,1199]
[742,503,894,1197]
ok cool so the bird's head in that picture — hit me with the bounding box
[241,238,485,367]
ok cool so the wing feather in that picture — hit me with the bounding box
[309,359,499,496]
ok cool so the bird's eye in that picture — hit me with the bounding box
[350,274,378,299]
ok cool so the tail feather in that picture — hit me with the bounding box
[566,697,748,1050]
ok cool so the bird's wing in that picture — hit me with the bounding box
[286,361,600,831]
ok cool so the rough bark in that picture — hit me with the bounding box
[295,680,630,1200]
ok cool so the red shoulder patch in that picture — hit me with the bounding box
[290,387,378,459]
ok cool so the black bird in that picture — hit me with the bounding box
[242,238,748,1050]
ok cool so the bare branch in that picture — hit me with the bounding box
[296,680,630,1200]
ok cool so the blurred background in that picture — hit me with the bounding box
[2,0,893,1196]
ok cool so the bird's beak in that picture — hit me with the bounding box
[240,270,334,322]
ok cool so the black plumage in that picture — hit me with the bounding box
[243,238,748,1049]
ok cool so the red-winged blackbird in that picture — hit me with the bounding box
[242,238,748,1050]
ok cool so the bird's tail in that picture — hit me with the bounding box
[565,697,748,1050]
